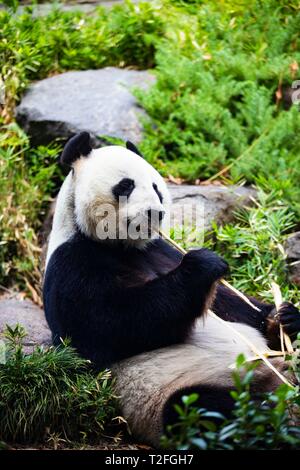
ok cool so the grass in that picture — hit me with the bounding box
[0,123,61,298]
[0,325,119,444]
[204,189,299,306]
[0,1,166,120]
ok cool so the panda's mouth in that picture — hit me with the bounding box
[126,217,158,239]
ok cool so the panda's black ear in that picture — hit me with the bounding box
[126,141,144,158]
[60,132,92,166]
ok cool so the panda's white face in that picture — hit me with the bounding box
[73,145,170,246]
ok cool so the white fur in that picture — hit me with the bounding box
[73,146,170,244]
[46,172,75,267]
[46,145,170,267]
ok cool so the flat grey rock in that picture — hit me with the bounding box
[16,67,155,146]
[285,232,300,286]
[168,184,256,233]
[0,297,51,353]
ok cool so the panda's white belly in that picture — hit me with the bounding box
[188,314,269,363]
[112,316,269,445]
[114,316,269,395]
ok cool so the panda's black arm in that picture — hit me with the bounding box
[212,283,300,349]
[104,249,228,358]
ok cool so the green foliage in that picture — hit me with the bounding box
[0,0,19,12]
[0,325,118,443]
[161,354,300,450]
[0,1,166,118]
[0,123,62,294]
[134,0,300,214]
[205,188,299,304]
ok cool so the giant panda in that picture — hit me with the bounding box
[43,132,300,447]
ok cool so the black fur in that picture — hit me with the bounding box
[44,234,300,370]
[60,132,92,167]
[43,236,228,370]
[212,285,300,349]
[126,141,143,157]
[152,183,163,203]
[163,385,235,427]
[112,178,135,200]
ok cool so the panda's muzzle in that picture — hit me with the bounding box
[147,209,165,223]
[126,209,165,235]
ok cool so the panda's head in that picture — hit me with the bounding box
[61,132,170,247]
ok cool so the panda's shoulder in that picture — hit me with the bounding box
[47,233,115,274]
[149,237,182,261]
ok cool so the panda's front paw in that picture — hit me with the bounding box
[181,248,229,283]
[277,302,300,340]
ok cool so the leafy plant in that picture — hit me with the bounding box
[161,354,300,450]
[134,0,300,214]
[0,123,62,297]
[0,1,166,120]
[0,325,118,444]
[206,188,299,304]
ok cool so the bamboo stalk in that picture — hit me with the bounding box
[221,279,261,312]
[229,350,286,369]
[271,281,294,354]
[209,310,294,387]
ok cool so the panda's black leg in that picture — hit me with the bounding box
[267,302,300,346]
[212,284,300,350]
[162,385,234,429]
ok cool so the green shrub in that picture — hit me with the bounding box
[0,123,62,295]
[0,1,166,119]
[176,188,299,306]
[134,0,300,214]
[0,325,118,444]
[161,354,300,450]
[207,189,298,302]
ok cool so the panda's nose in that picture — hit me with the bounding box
[147,209,165,222]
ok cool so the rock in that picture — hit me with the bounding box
[168,184,256,233]
[16,67,155,146]
[285,232,300,286]
[1,0,143,17]
[0,296,51,353]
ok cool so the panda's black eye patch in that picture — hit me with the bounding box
[152,183,163,203]
[112,178,135,200]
